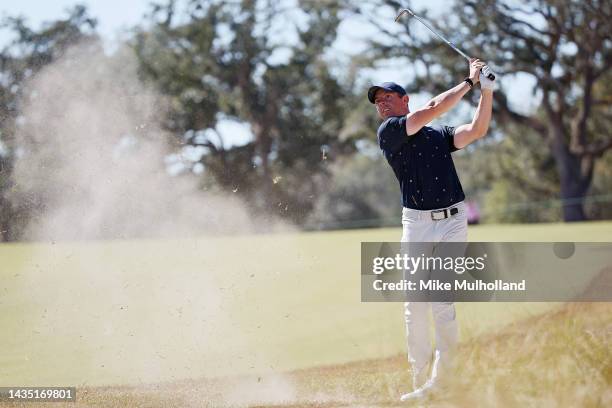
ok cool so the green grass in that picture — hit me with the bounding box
[6,303,610,407]
[0,221,611,405]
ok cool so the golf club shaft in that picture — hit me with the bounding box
[396,8,495,80]
[408,13,471,61]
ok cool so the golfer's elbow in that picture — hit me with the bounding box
[464,123,488,143]
[472,125,488,140]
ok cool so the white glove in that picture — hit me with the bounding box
[479,66,496,90]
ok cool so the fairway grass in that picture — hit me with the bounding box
[1,221,611,406]
[7,302,609,407]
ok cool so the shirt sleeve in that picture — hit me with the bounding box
[440,125,458,152]
[377,116,407,155]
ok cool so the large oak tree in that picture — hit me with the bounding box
[361,0,611,221]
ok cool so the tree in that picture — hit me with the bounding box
[359,0,612,221]
[307,148,401,229]
[0,6,98,240]
[132,0,355,223]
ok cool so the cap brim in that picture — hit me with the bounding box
[367,86,383,104]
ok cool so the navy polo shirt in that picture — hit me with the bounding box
[377,116,465,210]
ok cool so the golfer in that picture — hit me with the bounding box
[368,59,494,400]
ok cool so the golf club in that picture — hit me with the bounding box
[395,8,495,80]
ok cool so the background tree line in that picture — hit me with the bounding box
[0,0,610,241]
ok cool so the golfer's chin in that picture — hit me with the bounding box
[379,111,393,120]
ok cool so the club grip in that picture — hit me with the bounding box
[481,65,496,81]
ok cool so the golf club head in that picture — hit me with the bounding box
[395,8,415,22]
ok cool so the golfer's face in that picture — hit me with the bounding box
[374,90,407,120]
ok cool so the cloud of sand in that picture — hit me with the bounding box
[10,41,284,241]
[5,41,297,404]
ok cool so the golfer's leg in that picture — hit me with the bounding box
[431,301,457,356]
[431,202,467,366]
[404,301,432,385]
[401,208,434,389]
[429,246,458,366]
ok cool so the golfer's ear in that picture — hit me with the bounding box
[403,94,409,105]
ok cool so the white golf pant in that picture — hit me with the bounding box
[401,202,467,379]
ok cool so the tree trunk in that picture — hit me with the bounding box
[559,175,589,222]
[550,136,589,222]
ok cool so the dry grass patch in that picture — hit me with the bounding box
[4,303,610,408]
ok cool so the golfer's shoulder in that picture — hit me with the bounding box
[377,116,406,137]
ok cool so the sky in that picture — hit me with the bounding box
[0,0,535,149]
[0,0,148,43]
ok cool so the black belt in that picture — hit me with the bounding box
[431,207,459,221]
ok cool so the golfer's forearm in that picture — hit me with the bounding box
[428,82,471,114]
[405,82,471,135]
[470,89,493,136]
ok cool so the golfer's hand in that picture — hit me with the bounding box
[469,59,485,84]
[480,69,496,91]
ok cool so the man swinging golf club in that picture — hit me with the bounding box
[368,57,495,400]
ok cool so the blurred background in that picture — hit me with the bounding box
[0,0,610,241]
[0,2,610,406]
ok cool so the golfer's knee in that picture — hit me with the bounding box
[432,302,456,322]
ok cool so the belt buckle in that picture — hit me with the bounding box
[431,210,445,221]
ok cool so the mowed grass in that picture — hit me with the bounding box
[0,221,611,407]
[6,302,611,408]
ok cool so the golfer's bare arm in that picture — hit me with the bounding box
[405,58,485,136]
[453,89,493,149]
[405,82,472,135]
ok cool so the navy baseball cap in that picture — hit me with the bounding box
[368,82,407,104]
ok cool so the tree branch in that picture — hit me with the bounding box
[493,92,547,136]
[570,138,612,157]
[570,65,595,155]
[593,55,611,80]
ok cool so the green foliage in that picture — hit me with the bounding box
[483,180,558,223]
[1,1,611,239]
[307,149,401,229]
[588,152,612,219]
[132,0,355,224]
[0,6,98,240]
[358,0,612,222]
